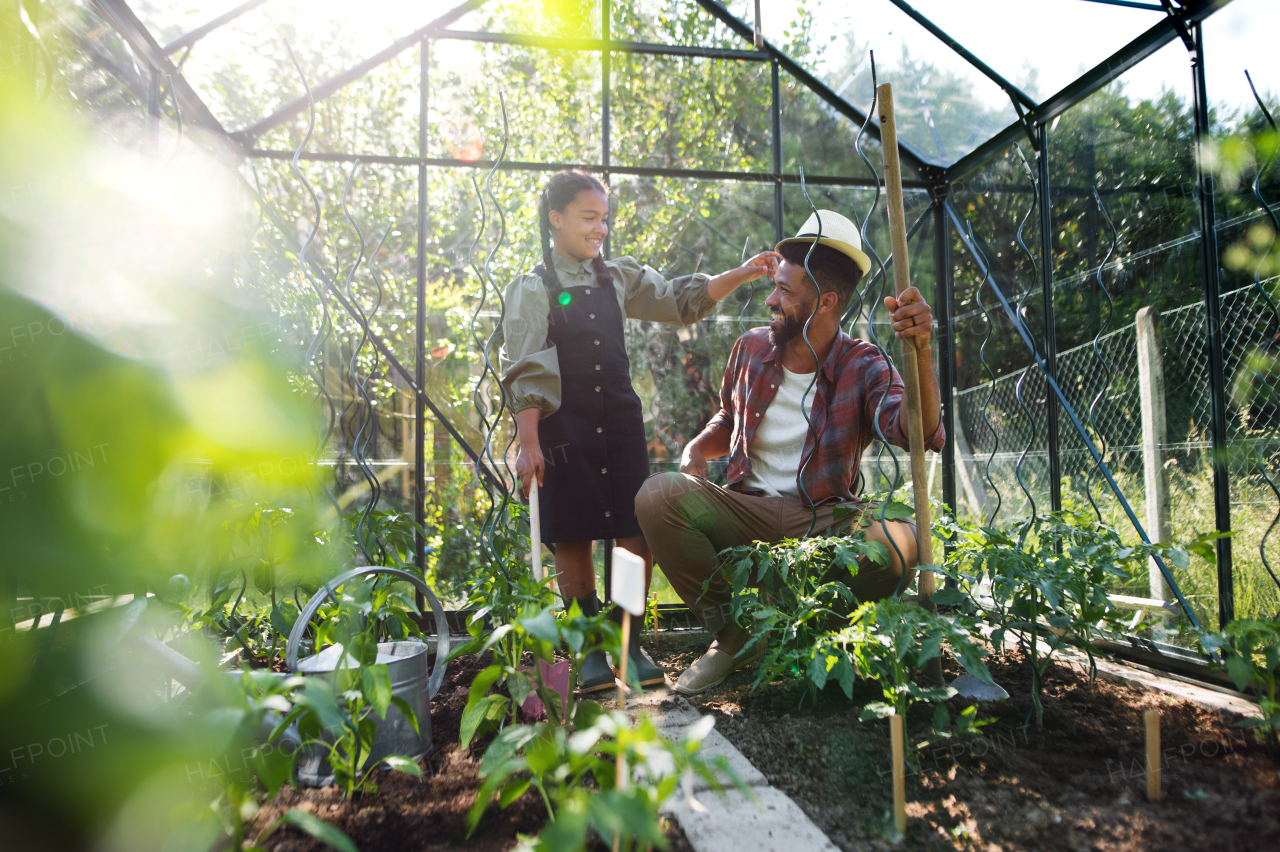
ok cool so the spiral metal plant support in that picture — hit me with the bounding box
[467,93,514,570]
[1244,70,1280,607]
[795,168,826,538]
[1011,146,1043,535]
[284,39,340,519]
[1084,185,1120,523]
[737,237,754,336]
[967,222,1003,527]
[337,159,397,564]
[847,52,909,590]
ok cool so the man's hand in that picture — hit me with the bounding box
[515,440,545,499]
[680,443,708,478]
[884,286,932,343]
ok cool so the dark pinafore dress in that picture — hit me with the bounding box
[534,264,651,543]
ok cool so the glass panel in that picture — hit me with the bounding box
[179,1,425,144]
[1204,0,1280,622]
[1048,39,1214,629]
[452,0,602,39]
[611,0,743,47]
[778,68,924,183]
[904,0,1163,103]
[132,0,252,46]
[430,43,602,165]
[610,54,772,173]
[739,0,1018,167]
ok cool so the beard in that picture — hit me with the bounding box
[768,297,817,349]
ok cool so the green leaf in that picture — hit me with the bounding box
[807,653,829,690]
[467,663,504,709]
[253,560,275,594]
[525,729,563,776]
[834,655,855,700]
[1225,654,1255,692]
[383,755,423,777]
[520,609,561,646]
[361,663,393,720]
[881,500,915,520]
[498,777,531,808]
[460,694,509,749]
[270,601,299,639]
[931,587,970,607]
[276,809,357,852]
[860,702,895,720]
[863,540,890,567]
[389,696,420,737]
[932,703,951,730]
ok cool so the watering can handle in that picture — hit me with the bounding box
[286,567,452,701]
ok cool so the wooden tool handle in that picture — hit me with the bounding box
[530,479,543,582]
[890,713,906,832]
[877,82,937,621]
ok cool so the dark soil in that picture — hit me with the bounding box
[650,631,1280,852]
[248,652,694,851]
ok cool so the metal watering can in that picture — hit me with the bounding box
[285,566,451,787]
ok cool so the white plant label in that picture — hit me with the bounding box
[611,547,646,616]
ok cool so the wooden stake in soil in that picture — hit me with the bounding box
[1145,709,1161,801]
[890,713,906,833]
[877,81,942,685]
[529,479,543,583]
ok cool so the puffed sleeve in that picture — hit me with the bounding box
[500,274,561,418]
[606,255,717,326]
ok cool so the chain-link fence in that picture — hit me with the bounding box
[954,279,1280,623]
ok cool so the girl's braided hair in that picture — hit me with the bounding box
[535,169,615,292]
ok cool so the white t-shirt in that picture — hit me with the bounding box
[740,366,816,498]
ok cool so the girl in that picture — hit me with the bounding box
[502,170,777,692]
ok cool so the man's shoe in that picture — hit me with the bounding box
[578,649,617,693]
[673,643,763,696]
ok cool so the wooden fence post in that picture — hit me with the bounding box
[1136,306,1171,603]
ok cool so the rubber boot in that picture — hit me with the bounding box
[572,593,616,693]
[609,606,666,689]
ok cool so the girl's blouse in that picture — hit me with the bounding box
[501,253,715,417]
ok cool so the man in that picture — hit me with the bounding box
[634,210,944,695]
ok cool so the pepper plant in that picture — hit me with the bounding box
[468,712,741,852]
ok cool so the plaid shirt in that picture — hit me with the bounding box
[707,328,945,506]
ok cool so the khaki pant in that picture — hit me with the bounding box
[634,472,918,635]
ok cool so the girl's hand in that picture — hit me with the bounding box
[516,440,546,500]
[739,250,781,282]
[708,251,781,302]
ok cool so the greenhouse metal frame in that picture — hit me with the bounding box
[88,0,1252,675]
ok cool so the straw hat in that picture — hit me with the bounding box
[775,209,871,275]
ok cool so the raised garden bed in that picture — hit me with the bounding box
[246,650,694,852]
[649,632,1280,852]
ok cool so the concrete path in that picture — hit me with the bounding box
[608,684,841,852]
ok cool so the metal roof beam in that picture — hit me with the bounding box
[944,0,1230,183]
[691,0,943,179]
[437,29,767,62]
[884,0,1036,111]
[246,147,936,190]
[91,0,229,137]
[230,0,487,146]
[1076,0,1166,11]
[162,0,270,55]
